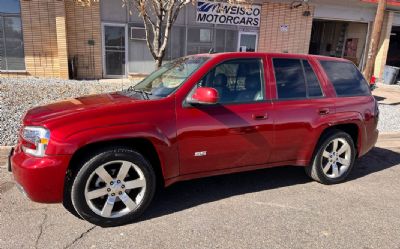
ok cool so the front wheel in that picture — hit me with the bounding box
[306,130,356,184]
[71,147,156,227]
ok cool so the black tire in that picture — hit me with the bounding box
[305,129,356,184]
[70,147,156,227]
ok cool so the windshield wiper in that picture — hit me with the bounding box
[127,86,152,100]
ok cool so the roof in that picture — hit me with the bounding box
[361,0,400,7]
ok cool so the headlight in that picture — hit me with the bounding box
[21,126,50,157]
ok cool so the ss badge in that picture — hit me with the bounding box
[194,151,207,157]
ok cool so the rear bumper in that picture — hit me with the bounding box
[360,128,379,157]
[10,145,71,203]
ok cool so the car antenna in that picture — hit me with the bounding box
[208,48,215,54]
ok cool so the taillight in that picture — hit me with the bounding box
[370,76,376,85]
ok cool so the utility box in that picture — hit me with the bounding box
[382,65,400,85]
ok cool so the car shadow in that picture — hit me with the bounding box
[374,95,386,102]
[138,146,400,222]
[379,102,400,106]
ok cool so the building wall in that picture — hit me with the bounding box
[11,0,66,78]
[313,1,375,22]
[65,0,102,79]
[0,0,102,80]
[258,2,314,54]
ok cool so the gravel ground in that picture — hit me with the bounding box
[0,77,399,146]
[377,104,400,133]
[0,77,134,146]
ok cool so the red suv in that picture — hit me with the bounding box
[9,53,379,226]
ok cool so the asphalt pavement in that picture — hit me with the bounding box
[0,134,400,249]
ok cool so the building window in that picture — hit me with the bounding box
[187,28,213,55]
[0,0,25,71]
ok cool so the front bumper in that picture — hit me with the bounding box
[10,145,71,203]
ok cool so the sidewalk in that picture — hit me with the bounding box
[374,83,400,105]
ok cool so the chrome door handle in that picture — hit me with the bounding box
[252,113,268,120]
[319,108,330,115]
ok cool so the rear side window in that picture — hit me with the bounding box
[320,61,370,97]
[273,58,323,100]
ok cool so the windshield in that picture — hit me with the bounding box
[130,56,209,99]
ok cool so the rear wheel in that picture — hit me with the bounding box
[70,147,156,227]
[306,130,356,184]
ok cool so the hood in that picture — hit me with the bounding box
[24,92,142,125]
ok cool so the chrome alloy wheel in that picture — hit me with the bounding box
[321,138,352,179]
[84,160,146,218]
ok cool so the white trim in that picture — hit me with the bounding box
[360,21,372,71]
[313,17,369,24]
[101,22,128,78]
[237,31,258,52]
[0,70,26,73]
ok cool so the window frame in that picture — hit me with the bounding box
[130,26,146,41]
[0,2,25,72]
[301,59,325,99]
[183,57,268,107]
[272,58,325,101]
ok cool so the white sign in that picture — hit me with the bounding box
[280,24,289,32]
[196,1,261,27]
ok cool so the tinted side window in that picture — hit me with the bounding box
[303,60,323,97]
[198,59,265,104]
[320,61,370,96]
[273,59,306,99]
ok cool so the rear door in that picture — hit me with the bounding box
[268,55,336,163]
[176,56,275,175]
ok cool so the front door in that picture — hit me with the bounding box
[103,24,126,78]
[238,32,258,52]
[176,58,274,175]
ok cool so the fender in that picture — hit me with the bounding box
[46,122,179,179]
[314,111,366,158]
[296,111,366,165]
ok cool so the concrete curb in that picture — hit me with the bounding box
[0,146,12,169]
[0,146,13,151]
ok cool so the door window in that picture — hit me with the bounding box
[303,60,323,97]
[273,58,323,100]
[274,59,306,99]
[194,58,265,104]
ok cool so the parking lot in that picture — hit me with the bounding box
[1,133,400,249]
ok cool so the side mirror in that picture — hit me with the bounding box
[187,87,219,105]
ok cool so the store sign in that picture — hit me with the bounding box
[196,1,261,27]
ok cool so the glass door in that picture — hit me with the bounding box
[103,24,126,77]
[238,32,258,52]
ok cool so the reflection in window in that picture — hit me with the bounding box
[274,59,307,100]
[197,59,265,104]
[0,0,25,71]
